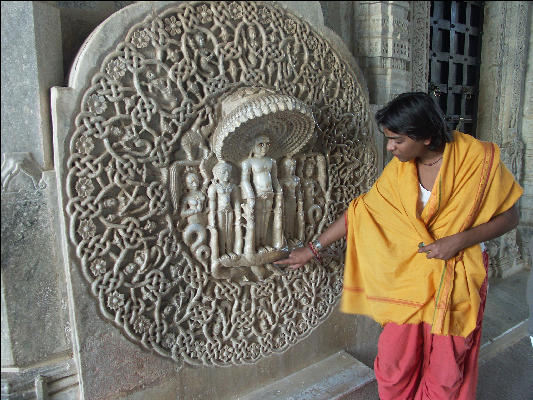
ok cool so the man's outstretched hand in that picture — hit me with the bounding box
[274,246,314,269]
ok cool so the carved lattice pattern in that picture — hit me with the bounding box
[64,1,377,367]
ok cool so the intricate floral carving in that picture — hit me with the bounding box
[479,2,528,277]
[64,1,377,368]
[410,1,430,92]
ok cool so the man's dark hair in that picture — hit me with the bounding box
[375,92,452,151]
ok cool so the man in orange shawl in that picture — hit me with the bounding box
[276,92,522,399]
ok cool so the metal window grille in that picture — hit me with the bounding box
[428,1,484,136]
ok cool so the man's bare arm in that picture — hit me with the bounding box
[275,211,347,269]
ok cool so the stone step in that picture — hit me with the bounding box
[477,335,533,400]
[238,351,376,400]
[479,320,528,364]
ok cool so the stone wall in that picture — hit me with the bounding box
[518,3,533,267]
[1,2,77,397]
[477,1,532,276]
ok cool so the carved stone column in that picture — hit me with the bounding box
[409,1,430,93]
[1,1,77,398]
[477,1,530,277]
[519,4,533,269]
[341,1,429,168]
[352,1,411,106]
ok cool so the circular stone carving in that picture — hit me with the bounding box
[64,0,378,368]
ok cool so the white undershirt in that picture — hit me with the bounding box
[419,183,432,207]
[419,183,486,252]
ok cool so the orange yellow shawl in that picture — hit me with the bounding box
[340,131,523,337]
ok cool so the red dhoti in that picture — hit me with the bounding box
[374,252,488,400]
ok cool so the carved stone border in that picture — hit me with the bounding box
[410,1,430,93]
[477,1,529,277]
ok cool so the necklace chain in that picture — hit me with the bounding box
[421,156,443,166]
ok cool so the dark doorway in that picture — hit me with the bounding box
[428,1,484,136]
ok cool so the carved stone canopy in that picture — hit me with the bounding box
[213,87,316,163]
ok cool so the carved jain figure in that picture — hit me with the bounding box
[62,1,378,370]
[211,88,322,270]
[208,161,241,256]
[301,155,327,241]
[241,135,283,254]
[180,170,207,251]
[191,31,216,78]
[280,157,304,242]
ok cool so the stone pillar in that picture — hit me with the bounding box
[352,1,411,106]
[409,1,430,93]
[1,1,63,170]
[323,1,430,105]
[1,2,77,398]
[320,1,356,56]
[477,1,530,277]
[518,4,533,268]
[342,1,429,168]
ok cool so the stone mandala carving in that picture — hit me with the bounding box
[65,1,377,367]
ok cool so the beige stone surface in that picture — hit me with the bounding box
[238,351,375,400]
[51,1,378,398]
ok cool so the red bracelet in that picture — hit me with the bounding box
[308,242,322,263]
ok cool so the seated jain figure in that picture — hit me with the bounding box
[241,135,283,255]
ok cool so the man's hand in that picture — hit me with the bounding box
[418,235,462,260]
[274,246,314,269]
[418,204,520,261]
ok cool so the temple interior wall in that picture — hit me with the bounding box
[1,1,531,399]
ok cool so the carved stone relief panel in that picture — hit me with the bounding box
[477,1,529,277]
[1,154,71,367]
[62,1,377,368]
[409,1,430,93]
[1,152,45,192]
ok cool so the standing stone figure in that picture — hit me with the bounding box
[301,156,325,241]
[241,135,283,255]
[279,156,304,242]
[208,161,242,257]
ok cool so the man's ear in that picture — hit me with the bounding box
[423,138,431,146]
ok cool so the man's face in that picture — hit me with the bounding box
[383,128,429,162]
